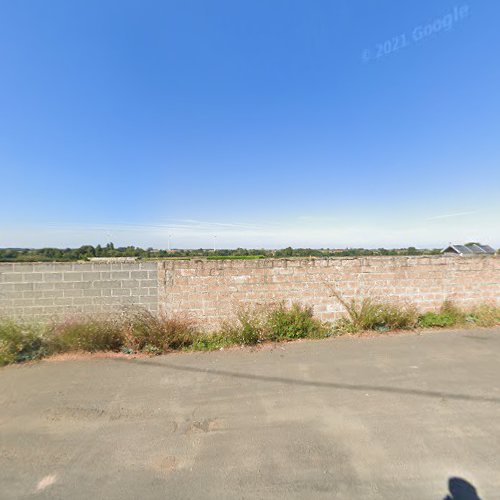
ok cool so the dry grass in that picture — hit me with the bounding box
[2,299,500,366]
[330,290,418,333]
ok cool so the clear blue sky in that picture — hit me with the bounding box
[1,0,498,249]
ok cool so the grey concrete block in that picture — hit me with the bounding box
[139,279,157,289]
[91,263,112,272]
[42,290,65,299]
[63,272,83,282]
[23,273,43,282]
[93,280,121,289]
[64,289,84,298]
[37,298,59,306]
[129,271,149,280]
[43,273,63,282]
[72,263,94,271]
[10,264,34,272]
[111,288,131,296]
[83,289,102,297]
[121,279,140,289]
[0,284,16,294]
[138,296,158,304]
[54,298,74,306]
[80,272,100,281]
[52,263,73,271]
[33,282,54,291]
[14,283,35,292]
[110,296,134,304]
[1,273,24,283]
[111,271,131,280]
[53,282,74,290]
[121,263,142,271]
[73,297,92,306]
[27,306,45,315]
[13,299,35,306]
[71,281,93,290]
[32,263,56,272]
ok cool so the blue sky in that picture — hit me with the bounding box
[0,0,498,249]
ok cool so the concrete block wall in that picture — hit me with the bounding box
[0,261,158,320]
[158,256,500,329]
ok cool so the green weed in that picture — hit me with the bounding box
[332,291,418,333]
[0,319,48,365]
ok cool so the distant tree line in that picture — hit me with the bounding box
[0,244,443,262]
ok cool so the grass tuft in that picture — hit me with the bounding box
[0,320,48,366]
[49,318,124,353]
[332,291,418,333]
[418,300,500,329]
[121,308,197,352]
[266,303,331,340]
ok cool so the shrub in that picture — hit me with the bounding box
[49,317,124,353]
[440,300,467,323]
[121,308,197,352]
[333,294,418,333]
[190,332,231,351]
[464,304,500,328]
[266,303,330,341]
[417,300,467,329]
[418,312,457,328]
[233,306,268,344]
[0,319,48,365]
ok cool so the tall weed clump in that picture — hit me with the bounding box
[331,290,418,333]
[266,303,330,340]
[417,300,500,328]
[468,304,500,327]
[201,302,330,349]
[49,317,125,353]
[0,319,48,365]
[121,308,197,352]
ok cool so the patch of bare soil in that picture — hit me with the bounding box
[44,351,148,362]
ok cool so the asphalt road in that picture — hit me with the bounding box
[1,328,499,499]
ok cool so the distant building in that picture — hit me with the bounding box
[441,244,496,256]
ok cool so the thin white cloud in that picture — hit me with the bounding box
[46,219,267,232]
[426,211,477,221]
[297,215,338,223]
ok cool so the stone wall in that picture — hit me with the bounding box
[1,256,499,326]
[158,256,499,329]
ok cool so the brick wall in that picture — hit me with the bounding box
[1,256,499,326]
[0,261,158,320]
[158,256,500,329]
